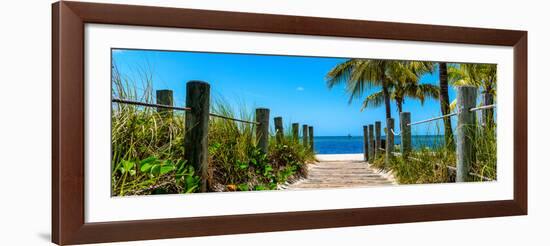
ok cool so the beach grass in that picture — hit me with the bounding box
[110,67,315,196]
[372,122,497,184]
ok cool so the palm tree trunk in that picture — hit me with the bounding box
[438,63,455,150]
[382,79,392,119]
[396,99,403,113]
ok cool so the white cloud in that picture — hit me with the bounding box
[296,86,304,91]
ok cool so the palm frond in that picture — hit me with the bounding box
[326,59,361,89]
[326,58,387,104]
[448,63,497,95]
[360,90,385,111]
[417,84,440,98]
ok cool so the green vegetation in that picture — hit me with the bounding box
[207,102,313,192]
[365,62,439,113]
[371,123,497,184]
[449,64,497,101]
[372,149,454,184]
[111,67,314,196]
[326,60,438,119]
[449,63,497,127]
[327,59,497,184]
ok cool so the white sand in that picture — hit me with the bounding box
[315,153,364,161]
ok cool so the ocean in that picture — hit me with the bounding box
[314,135,445,154]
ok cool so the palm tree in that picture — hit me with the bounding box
[448,63,497,126]
[326,59,403,119]
[362,62,439,113]
[438,62,455,150]
[396,61,438,112]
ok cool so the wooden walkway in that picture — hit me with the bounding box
[285,158,396,190]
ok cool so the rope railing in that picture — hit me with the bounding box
[408,112,457,126]
[469,104,496,112]
[112,98,191,111]
[209,112,260,125]
[391,128,400,136]
[112,98,260,125]
[407,104,496,126]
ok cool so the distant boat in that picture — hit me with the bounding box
[347,134,351,138]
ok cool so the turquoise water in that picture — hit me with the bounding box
[314,135,445,154]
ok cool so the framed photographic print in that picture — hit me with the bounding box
[52,1,527,245]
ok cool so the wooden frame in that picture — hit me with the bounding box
[52,1,527,245]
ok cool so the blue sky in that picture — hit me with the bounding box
[112,49,458,136]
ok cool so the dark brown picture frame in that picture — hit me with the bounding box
[52,1,527,245]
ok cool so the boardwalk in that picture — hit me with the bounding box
[285,154,397,190]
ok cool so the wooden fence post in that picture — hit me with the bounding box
[375,121,381,158]
[156,89,173,117]
[363,125,369,161]
[302,124,309,148]
[255,108,270,154]
[400,112,411,155]
[368,124,374,162]
[456,86,477,182]
[308,126,314,151]
[292,123,299,142]
[274,116,284,144]
[371,139,376,161]
[184,81,210,192]
[386,118,394,166]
